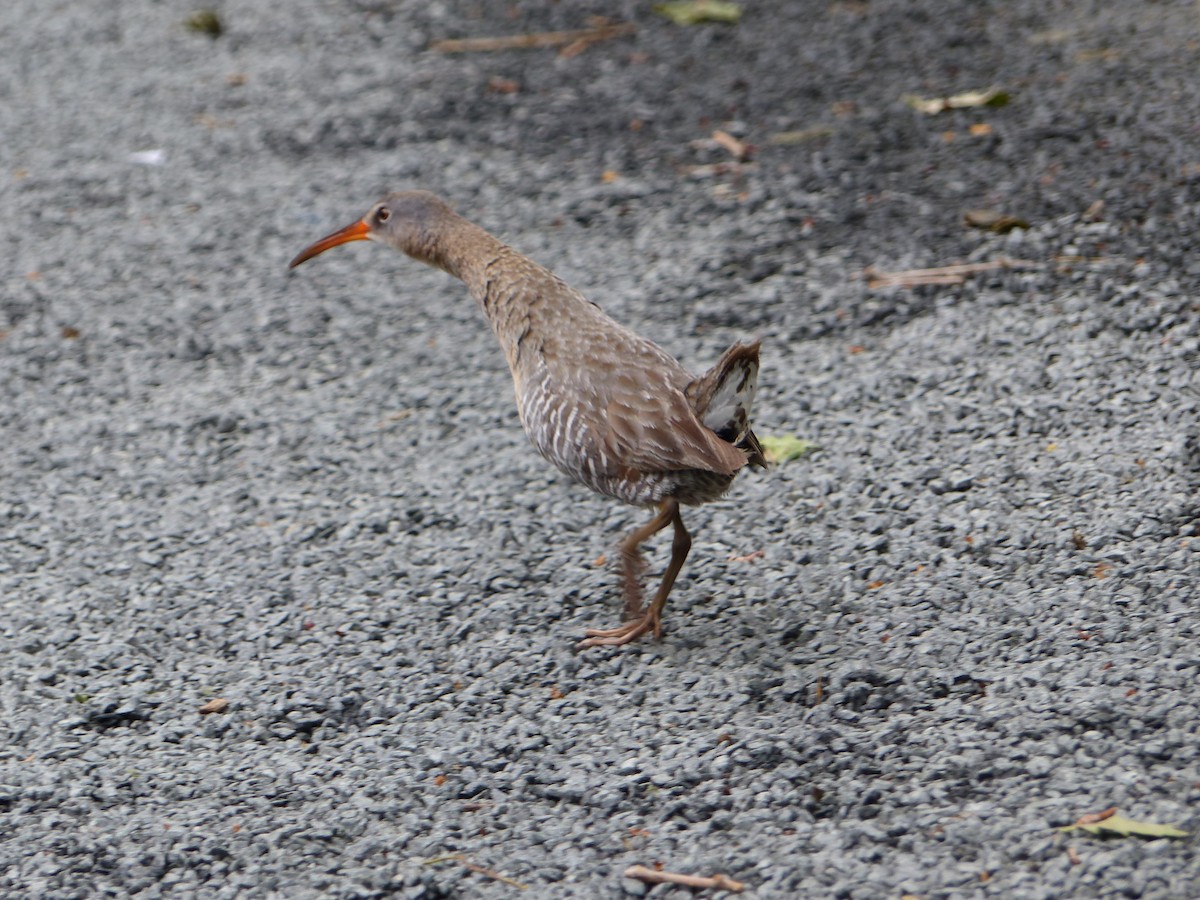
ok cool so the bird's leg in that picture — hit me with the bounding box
[646,505,692,639]
[578,500,691,648]
[618,510,660,619]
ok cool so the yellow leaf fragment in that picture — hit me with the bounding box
[760,435,817,464]
[654,1,742,26]
[1060,811,1189,839]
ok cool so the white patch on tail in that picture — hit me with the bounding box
[702,358,757,442]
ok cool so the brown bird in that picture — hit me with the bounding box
[289,191,765,647]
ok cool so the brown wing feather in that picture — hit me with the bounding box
[485,266,750,480]
[601,388,748,477]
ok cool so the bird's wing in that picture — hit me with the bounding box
[596,354,748,478]
[533,304,748,478]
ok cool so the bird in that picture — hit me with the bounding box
[289,191,765,647]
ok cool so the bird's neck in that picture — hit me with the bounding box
[407,217,494,283]
[423,219,590,374]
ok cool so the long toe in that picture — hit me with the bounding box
[577,613,660,648]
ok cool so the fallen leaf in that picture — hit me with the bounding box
[197,698,229,715]
[969,122,993,136]
[654,1,741,25]
[486,75,520,94]
[963,209,1030,233]
[728,549,764,563]
[1060,809,1189,839]
[903,87,1010,115]
[759,435,817,464]
[184,10,222,38]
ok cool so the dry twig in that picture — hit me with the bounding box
[431,23,634,55]
[866,257,1039,289]
[424,854,528,890]
[679,161,757,179]
[624,865,745,892]
[712,129,751,161]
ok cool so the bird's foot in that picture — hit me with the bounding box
[576,610,662,649]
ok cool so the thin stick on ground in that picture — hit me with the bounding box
[424,854,528,890]
[430,23,635,54]
[624,864,746,892]
[866,257,1041,289]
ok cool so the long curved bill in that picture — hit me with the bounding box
[288,219,371,268]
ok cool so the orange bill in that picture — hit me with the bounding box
[288,219,371,268]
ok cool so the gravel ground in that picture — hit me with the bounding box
[3,1,1199,897]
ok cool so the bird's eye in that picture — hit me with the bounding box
[377,207,391,223]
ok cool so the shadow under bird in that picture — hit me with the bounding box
[289,191,765,647]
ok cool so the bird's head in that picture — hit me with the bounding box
[289,190,461,274]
